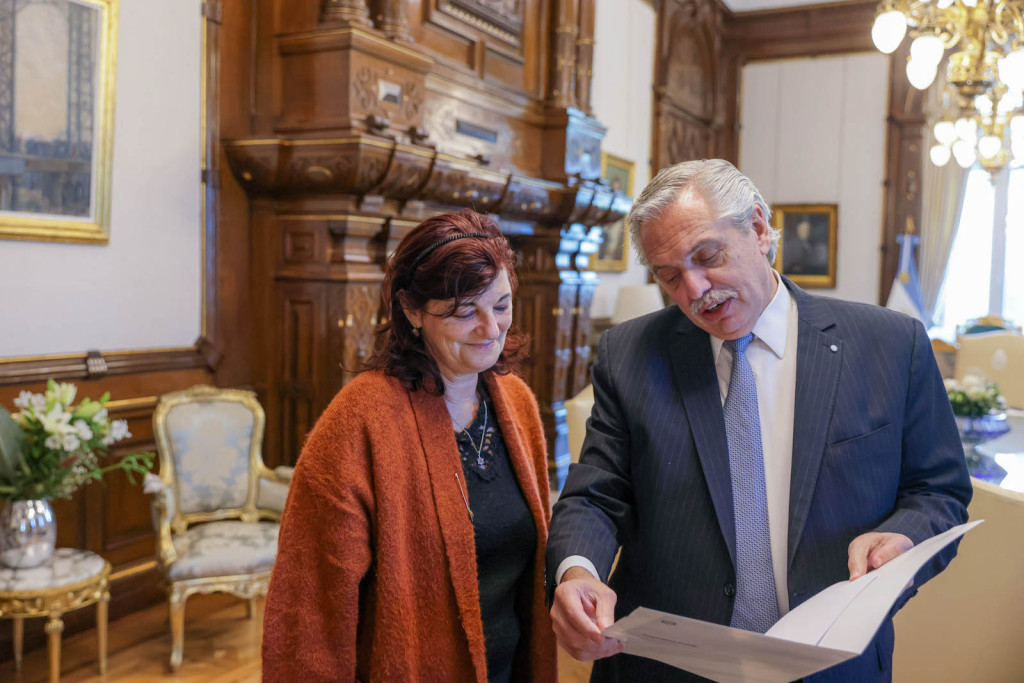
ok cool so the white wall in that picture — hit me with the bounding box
[590,0,657,318]
[739,54,890,305]
[0,1,202,357]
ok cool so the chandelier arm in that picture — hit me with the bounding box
[991,2,1024,45]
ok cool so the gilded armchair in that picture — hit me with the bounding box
[145,385,292,671]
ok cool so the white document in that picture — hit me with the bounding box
[602,520,982,683]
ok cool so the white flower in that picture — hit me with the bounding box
[45,434,63,450]
[13,391,36,409]
[48,382,77,407]
[108,419,130,443]
[40,406,73,437]
[93,408,108,426]
[73,420,93,441]
[62,433,80,452]
[28,393,47,413]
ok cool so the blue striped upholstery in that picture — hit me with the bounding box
[547,278,972,682]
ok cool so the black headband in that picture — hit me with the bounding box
[408,232,493,276]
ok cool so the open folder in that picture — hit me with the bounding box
[602,520,982,683]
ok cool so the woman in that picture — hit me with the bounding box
[263,210,557,682]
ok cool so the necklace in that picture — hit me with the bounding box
[452,399,488,468]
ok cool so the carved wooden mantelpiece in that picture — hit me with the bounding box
[224,137,622,227]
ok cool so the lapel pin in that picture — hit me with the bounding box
[830,344,838,353]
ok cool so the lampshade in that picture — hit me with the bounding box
[871,10,906,54]
[910,35,944,66]
[1000,50,1024,92]
[934,120,957,146]
[907,57,938,90]
[611,284,666,325]
[930,144,952,166]
[978,134,1003,159]
[952,139,977,168]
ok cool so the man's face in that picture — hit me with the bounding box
[796,220,811,240]
[643,190,777,340]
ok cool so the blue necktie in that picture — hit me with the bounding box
[724,334,779,633]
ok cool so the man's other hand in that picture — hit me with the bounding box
[848,532,914,580]
[550,566,625,661]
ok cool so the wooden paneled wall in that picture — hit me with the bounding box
[218,0,625,490]
[0,347,215,660]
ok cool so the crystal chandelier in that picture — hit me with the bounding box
[871,0,1024,174]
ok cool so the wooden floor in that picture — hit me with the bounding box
[0,594,593,682]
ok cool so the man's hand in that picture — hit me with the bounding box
[848,532,914,580]
[550,566,625,661]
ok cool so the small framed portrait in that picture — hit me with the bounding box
[594,152,635,273]
[772,204,838,288]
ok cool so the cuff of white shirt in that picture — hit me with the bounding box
[555,555,601,584]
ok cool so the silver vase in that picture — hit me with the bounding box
[0,499,57,569]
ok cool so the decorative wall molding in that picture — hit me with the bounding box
[0,338,220,386]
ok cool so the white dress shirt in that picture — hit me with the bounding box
[557,271,799,617]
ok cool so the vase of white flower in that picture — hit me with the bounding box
[0,380,153,568]
[0,498,56,568]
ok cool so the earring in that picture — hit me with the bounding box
[412,327,421,338]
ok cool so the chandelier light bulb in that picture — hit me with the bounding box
[954,117,977,142]
[962,0,978,7]
[930,144,952,166]
[910,35,945,66]
[952,139,977,168]
[872,10,907,54]
[906,57,938,90]
[975,94,994,117]
[978,135,1003,159]
[936,0,953,7]
[934,120,957,146]
[1000,50,1024,93]
[996,91,1019,115]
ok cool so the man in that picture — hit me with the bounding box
[783,216,829,276]
[547,159,971,681]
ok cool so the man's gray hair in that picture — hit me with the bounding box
[626,159,780,267]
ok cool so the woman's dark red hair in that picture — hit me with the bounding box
[364,210,528,394]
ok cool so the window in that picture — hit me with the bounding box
[932,163,1023,339]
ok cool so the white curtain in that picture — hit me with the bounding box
[918,72,969,327]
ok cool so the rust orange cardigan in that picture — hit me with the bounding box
[262,369,557,682]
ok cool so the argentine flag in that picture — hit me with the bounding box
[886,233,925,324]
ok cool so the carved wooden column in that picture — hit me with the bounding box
[651,0,726,172]
[880,40,925,306]
[548,0,578,109]
[575,0,596,116]
[372,0,412,43]
[320,0,372,27]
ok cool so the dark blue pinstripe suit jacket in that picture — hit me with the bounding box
[547,279,972,682]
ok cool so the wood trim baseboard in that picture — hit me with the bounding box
[0,337,221,386]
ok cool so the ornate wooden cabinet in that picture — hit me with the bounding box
[217,0,626,487]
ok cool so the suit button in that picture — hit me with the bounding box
[724,582,735,597]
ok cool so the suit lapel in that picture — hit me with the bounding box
[785,281,843,570]
[669,316,736,566]
[407,387,488,683]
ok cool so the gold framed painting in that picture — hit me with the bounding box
[772,203,838,288]
[594,152,635,273]
[0,0,119,244]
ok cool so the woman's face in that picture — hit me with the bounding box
[404,269,514,382]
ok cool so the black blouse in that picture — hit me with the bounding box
[454,388,537,683]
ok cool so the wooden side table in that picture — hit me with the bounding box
[0,548,110,683]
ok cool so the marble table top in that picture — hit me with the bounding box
[0,548,107,593]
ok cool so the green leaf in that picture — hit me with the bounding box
[0,407,25,481]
